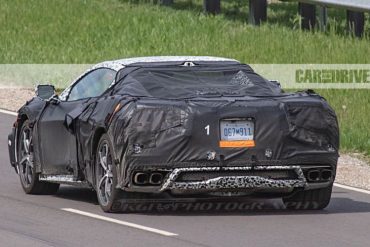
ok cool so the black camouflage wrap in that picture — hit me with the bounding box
[8,59,339,197]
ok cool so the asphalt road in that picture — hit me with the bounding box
[1,112,370,247]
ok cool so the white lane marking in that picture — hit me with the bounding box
[61,208,178,237]
[334,183,370,195]
[0,109,17,116]
[2,108,370,196]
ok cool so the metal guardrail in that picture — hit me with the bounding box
[295,0,369,37]
[298,0,370,12]
[158,1,369,37]
[248,0,369,37]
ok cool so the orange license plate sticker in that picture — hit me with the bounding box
[219,140,255,148]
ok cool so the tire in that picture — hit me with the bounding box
[95,133,123,212]
[283,185,333,210]
[18,120,60,195]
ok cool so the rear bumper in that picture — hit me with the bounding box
[160,166,307,193]
[125,164,335,195]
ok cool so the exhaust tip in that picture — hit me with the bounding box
[133,172,149,185]
[307,170,320,182]
[150,173,163,185]
[321,169,332,180]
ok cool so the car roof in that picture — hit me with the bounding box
[59,56,244,101]
[93,56,240,71]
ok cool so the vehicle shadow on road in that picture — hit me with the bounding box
[54,186,99,205]
[52,187,370,215]
[134,197,370,216]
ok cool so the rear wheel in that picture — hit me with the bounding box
[18,120,59,194]
[95,134,123,212]
[283,185,333,210]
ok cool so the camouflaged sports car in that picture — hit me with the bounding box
[8,56,339,212]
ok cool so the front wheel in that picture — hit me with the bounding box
[283,185,333,210]
[95,134,123,212]
[18,120,59,194]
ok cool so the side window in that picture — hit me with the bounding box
[67,68,116,101]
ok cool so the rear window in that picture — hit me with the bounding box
[116,66,281,99]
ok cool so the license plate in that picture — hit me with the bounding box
[219,120,255,148]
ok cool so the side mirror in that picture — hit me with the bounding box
[36,84,56,100]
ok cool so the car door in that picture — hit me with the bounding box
[37,68,116,176]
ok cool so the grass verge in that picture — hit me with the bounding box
[0,0,369,63]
